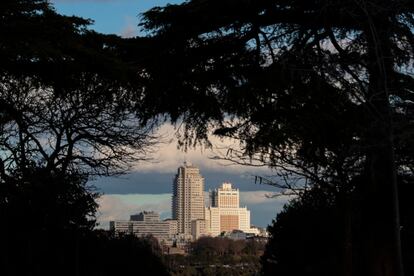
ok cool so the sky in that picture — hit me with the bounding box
[50,0,290,228]
[52,0,184,37]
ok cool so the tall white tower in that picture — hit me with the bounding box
[172,162,205,235]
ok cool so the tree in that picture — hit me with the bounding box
[262,186,346,276]
[0,2,160,274]
[262,175,414,276]
[0,74,156,180]
[1,0,157,201]
[136,1,414,275]
[0,0,137,90]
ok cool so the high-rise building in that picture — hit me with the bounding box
[205,182,253,236]
[211,182,240,208]
[172,162,205,236]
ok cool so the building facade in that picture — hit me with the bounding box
[110,211,178,245]
[109,221,131,235]
[130,211,159,222]
[210,182,239,208]
[205,182,253,236]
[191,219,207,240]
[172,162,205,236]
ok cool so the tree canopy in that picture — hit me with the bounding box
[136,1,414,275]
[1,0,157,181]
[262,175,414,276]
[138,0,414,182]
[0,4,164,275]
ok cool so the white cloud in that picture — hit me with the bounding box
[133,124,272,175]
[240,191,293,206]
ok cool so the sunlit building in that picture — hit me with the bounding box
[172,162,205,236]
[191,219,207,240]
[205,182,253,236]
[110,211,178,245]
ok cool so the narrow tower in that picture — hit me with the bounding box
[172,162,205,235]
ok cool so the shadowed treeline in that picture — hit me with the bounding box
[0,169,168,276]
[0,229,168,276]
[166,237,265,275]
[262,176,414,276]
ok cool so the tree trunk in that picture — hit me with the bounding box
[337,192,353,276]
[362,16,404,276]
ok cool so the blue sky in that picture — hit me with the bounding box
[50,0,289,228]
[52,0,184,36]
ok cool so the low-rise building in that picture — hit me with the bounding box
[130,211,159,222]
[110,211,178,245]
[109,221,131,235]
[191,219,207,240]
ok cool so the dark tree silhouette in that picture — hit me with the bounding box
[0,2,162,275]
[262,185,348,276]
[0,74,156,179]
[136,1,414,275]
[1,0,156,178]
[0,0,139,91]
[262,175,414,276]
[0,0,157,245]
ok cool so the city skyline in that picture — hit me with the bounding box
[110,163,263,243]
[98,161,291,229]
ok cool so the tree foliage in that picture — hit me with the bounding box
[0,3,160,275]
[166,236,265,276]
[262,176,414,276]
[1,0,157,184]
[138,0,414,184]
[0,0,157,233]
[136,1,414,275]
[1,229,169,276]
[0,74,156,179]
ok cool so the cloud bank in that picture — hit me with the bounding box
[132,124,272,174]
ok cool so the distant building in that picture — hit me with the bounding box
[205,182,254,236]
[130,211,159,222]
[172,162,205,237]
[210,182,239,208]
[249,225,268,237]
[223,229,247,240]
[191,219,207,240]
[110,211,178,245]
[109,221,131,235]
[111,164,259,245]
